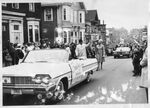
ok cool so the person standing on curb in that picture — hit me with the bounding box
[139,45,148,103]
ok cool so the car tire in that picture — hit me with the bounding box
[55,81,65,101]
[114,56,116,58]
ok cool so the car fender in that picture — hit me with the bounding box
[52,71,72,90]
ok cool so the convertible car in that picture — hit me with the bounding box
[113,47,131,58]
[2,49,98,103]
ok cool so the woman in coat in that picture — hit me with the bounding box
[140,47,149,102]
[95,39,105,71]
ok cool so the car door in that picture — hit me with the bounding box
[69,59,85,85]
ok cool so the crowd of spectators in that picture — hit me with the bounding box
[2,40,98,67]
[130,40,148,102]
[130,41,147,77]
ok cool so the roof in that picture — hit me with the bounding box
[85,10,99,21]
[41,2,72,7]
[79,2,86,10]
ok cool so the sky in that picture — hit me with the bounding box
[2,0,149,31]
[83,0,149,31]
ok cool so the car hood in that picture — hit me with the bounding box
[2,63,71,78]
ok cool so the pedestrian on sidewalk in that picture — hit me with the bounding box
[7,42,16,65]
[3,48,12,67]
[15,44,24,64]
[139,43,148,103]
[132,46,141,76]
[95,39,105,71]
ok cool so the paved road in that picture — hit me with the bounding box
[3,56,147,105]
[57,56,147,104]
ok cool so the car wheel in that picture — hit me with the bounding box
[55,81,65,101]
[114,56,116,58]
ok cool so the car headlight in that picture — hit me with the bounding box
[32,74,51,84]
[42,77,50,84]
[32,76,42,84]
[3,77,11,83]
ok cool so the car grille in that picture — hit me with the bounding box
[11,77,35,84]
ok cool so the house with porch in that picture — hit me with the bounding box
[2,3,41,49]
[40,2,86,45]
[85,10,106,47]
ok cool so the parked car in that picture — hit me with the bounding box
[113,47,131,58]
[2,49,98,103]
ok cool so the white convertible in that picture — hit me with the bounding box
[2,49,98,102]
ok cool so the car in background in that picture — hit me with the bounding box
[2,49,98,104]
[113,47,131,58]
[106,48,114,56]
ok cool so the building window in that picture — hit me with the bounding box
[80,32,82,39]
[29,25,33,42]
[64,31,67,43]
[28,21,40,43]
[12,3,19,9]
[2,25,6,31]
[75,32,77,37]
[68,31,71,43]
[75,40,77,44]
[35,25,39,42]
[71,31,73,36]
[14,25,19,30]
[2,3,7,6]
[79,13,82,23]
[29,3,35,12]
[44,8,53,21]
[64,8,66,20]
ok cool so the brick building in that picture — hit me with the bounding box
[85,10,100,42]
[85,10,106,47]
[2,3,41,49]
[2,2,106,48]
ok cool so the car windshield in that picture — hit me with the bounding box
[23,49,69,63]
[116,47,130,51]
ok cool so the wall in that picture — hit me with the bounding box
[2,3,41,44]
[41,6,58,44]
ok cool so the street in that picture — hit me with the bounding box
[3,56,147,105]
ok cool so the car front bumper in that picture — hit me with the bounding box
[114,52,130,57]
[3,84,56,95]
